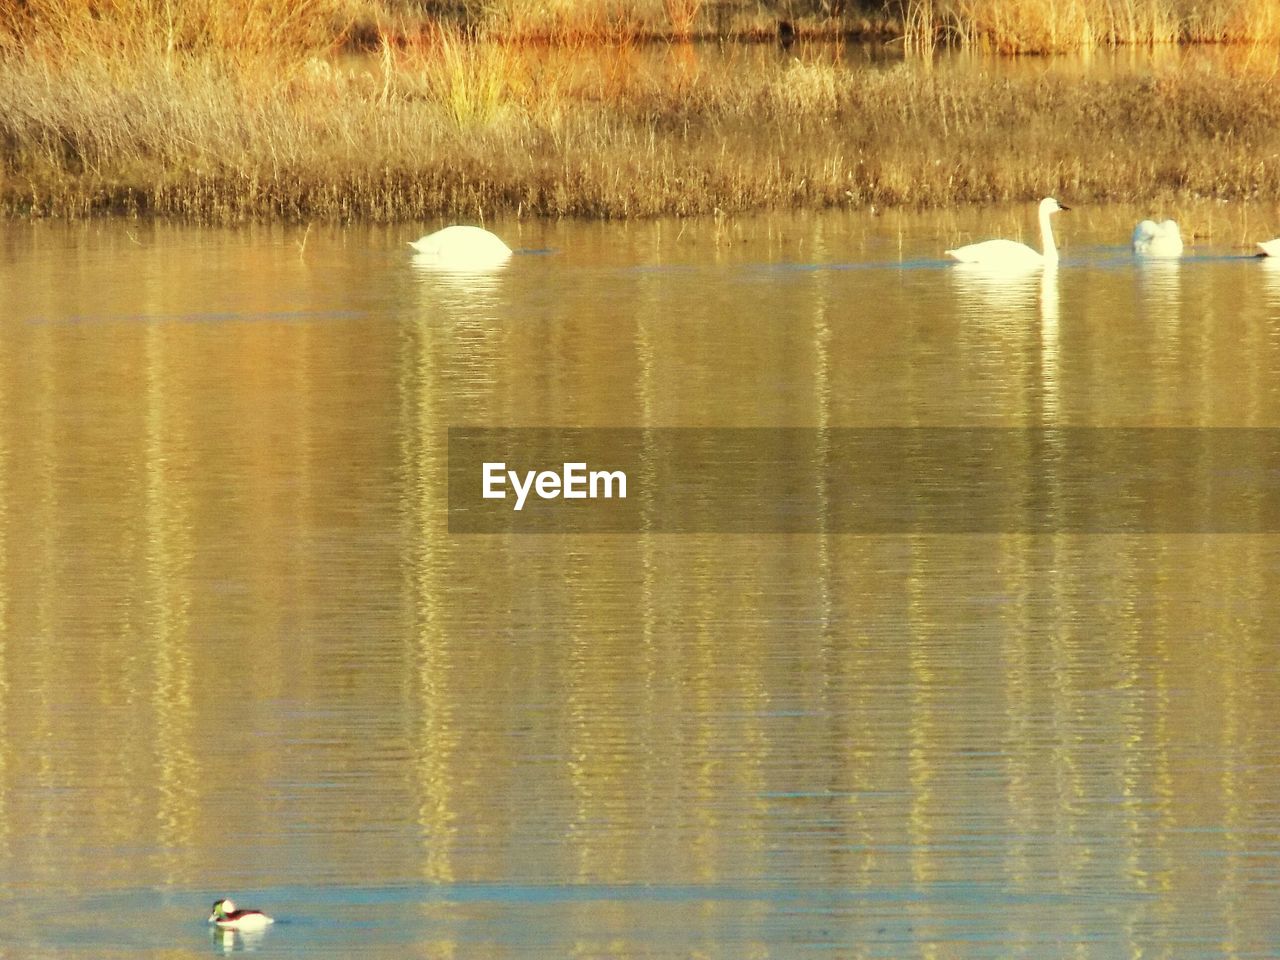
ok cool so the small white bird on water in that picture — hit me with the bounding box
[1132,219,1183,257]
[946,197,1069,270]
[408,225,512,270]
[208,898,274,932]
[1257,238,1280,257]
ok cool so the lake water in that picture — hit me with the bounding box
[1,203,1279,958]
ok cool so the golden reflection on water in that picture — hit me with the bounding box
[28,322,58,889]
[0,292,7,870]
[1261,256,1280,309]
[0,216,1279,955]
[399,316,459,886]
[143,320,198,886]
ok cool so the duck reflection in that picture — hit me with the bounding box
[210,926,270,954]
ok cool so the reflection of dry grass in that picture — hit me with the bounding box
[5,40,1280,221]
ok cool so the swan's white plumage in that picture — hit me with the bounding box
[1257,238,1280,257]
[946,197,1067,270]
[948,239,1046,271]
[1132,219,1183,257]
[408,225,512,269]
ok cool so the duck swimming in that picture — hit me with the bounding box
[208,898,274,931]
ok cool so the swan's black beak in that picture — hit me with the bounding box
[1059,202,1072,211]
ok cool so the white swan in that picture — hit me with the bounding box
[408,225,512,269]
[1257,238,1280,257]
[1132,219,1183,257]
[946,197,1069,270]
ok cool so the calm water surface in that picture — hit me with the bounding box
[0,204,1278,958]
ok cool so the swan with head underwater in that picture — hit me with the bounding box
[1257,238,1280,258]
[1132,218,1183,257]
[408,225,512,270]
[208,898,274,932]
[946,197,1069,270]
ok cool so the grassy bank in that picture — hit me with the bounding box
[8,0,1275,52]
[0,0,896,53]
[903,0,1280,53]
[3,3,1280,221]
[4,45,1280,221]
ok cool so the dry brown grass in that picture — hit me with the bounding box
[4,36,1280,222]
[0,0,366,61]
[3,2,1280,220]
[1187,0,1280,43]
[904,0,1280,53]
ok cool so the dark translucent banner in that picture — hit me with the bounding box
[448,428,1280,533]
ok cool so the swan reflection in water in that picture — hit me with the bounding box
[408,224,513,301]
[1134,250,1182,311]
[948,262,1061,415]
[948,258,1057,321]
[409,251,509,305]
[1260,251,1280,303]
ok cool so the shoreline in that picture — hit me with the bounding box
[3,34,1280,223]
